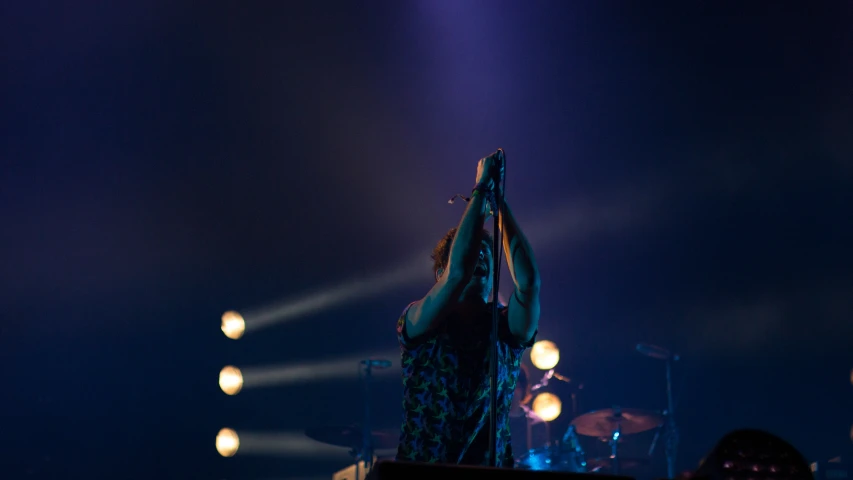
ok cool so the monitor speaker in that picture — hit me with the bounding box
[368,460,635,480]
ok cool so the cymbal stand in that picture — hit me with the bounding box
[357,361,375,479]
[562,424,585,462]
[664,357,678,479]
[609,424,622,475]
[570,391,578,420]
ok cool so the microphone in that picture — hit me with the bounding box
[494,148,506,176]
[493,149,506,194]
[360,359,392,369]
[636,343,680,361]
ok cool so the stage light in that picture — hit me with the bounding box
[695,429,812,480]
[216,428,240,457]
[530,340,559,370]
[850,423,852,443]
[532,392,562,422]
[219,366,243,395]
[221,311,245,339]
[850,367,852,386]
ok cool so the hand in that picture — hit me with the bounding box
[476,149,504,187]
[494,149,505,198]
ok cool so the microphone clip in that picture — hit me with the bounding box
[447,193,496,217]
[447,193,470,205]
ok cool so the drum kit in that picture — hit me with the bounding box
[303,343,680,478]
[514,407,663,475]
[515,342,680,477]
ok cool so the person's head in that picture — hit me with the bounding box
[431,227,494,302]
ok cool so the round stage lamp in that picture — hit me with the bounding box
[530,340,559,370]
[221,311,245,340]
[532,392,562,422]
[216,428,240,457]
[219,366,243,395]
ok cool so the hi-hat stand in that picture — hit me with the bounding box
[636,343,680,478]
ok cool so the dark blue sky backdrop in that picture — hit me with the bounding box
[2,1,852,479]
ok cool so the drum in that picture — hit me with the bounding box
[516,444,586,472]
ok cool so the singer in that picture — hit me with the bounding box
[395,149,540,466]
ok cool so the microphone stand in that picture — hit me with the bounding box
[447,150,505,467]
[487,151,506,467]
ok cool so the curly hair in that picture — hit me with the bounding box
[431,227,494,277]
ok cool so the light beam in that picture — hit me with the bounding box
[224,350,400,390]
[215,430,374,460]
[229,195,649,336]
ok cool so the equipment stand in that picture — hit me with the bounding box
[610,424,622,475]
[487,149,506,467]
[664,358,679,478]
[358,362,374,479]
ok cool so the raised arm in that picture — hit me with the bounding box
[405,153,499,340]
[499,200,540,343]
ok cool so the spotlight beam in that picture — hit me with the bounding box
[237,432,352,458]
[234,196,650,336]
[218,430,394,459]
[223,349,400,391]
[244,255,429,332]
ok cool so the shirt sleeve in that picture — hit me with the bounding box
[396,301,429,350]
[497,304,537,350]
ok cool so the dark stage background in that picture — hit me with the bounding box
[2,1,852,479]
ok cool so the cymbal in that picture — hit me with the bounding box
[305,425,399,450]
[571,408,662,437]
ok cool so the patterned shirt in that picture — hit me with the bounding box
[395,301,535,466]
